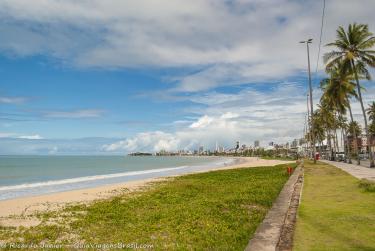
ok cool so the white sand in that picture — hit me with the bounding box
[0,157,294,227]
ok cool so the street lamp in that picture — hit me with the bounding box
[300,38,316,164]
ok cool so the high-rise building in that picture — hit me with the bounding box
[291,139,298,148]
[198,146,204,154]
[254,140,260,148]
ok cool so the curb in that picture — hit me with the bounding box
[245,164,303,251]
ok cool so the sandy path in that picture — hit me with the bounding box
[0,157,294,227]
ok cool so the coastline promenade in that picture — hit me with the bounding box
[321,160,375,181]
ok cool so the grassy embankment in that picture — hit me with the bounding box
[294,160,375,250]
[0,163,296,250]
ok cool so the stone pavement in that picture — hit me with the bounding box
[321,160,375,181]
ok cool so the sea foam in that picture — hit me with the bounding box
[0,165,187,192]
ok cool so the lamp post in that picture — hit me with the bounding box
[300,38,316,164]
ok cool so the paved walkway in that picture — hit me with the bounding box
[245,165,303,251]
[321,160,375,181]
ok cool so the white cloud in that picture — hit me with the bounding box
[105,81,375,153]
[43,109,105,118]
[0,132,43,140]
[18,134,43,140]
[1,0,375,154]
[0,0,375,91]
[102,131,180,152]
[0,96,29,104]
[189,115,213,129]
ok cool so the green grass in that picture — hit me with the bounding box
[358,179,375,193]
[0,164,295,250]
[293,161,375,251]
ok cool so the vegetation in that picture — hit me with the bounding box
[305,23,375,166]
[0,163,296,250]
[359,179,375,192]
[368,101,375,136]
[294,160,375,250]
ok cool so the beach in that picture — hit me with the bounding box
[0,157,293,227]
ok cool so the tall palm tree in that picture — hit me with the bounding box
[337,115,350,162]
[316,101,336,160]
[324,23,375,167]
[312,109,326,158]
[348,121,363,157]
[320,63,359,163]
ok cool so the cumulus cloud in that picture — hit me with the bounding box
[104,82,375,153]
[189,115,213,129]
[0,0,375,91]
[102,131,180,152]
[1,1,375,154]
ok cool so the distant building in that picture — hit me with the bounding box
[254,140,260,148]
[218,146,225,153]
[198,146,204,154]
[291,139,298,148]
[269,141,274,146]
[299,138,306,146]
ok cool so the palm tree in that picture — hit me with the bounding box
[316,101,336,160]
[312,109,326,158]
[337,115,350,162]
[348,121,363,157]
[348,121,362,136]
[368,101,375,153]
[324,23,375,167]
[320,63,359,163]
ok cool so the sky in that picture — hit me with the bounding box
[0,0,375,155]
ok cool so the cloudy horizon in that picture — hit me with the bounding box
[1,0,375,155]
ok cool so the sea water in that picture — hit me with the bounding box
[0,156,236,200]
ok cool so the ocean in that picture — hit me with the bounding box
[0,155,235,200]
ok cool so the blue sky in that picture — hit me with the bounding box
[0,0,375,154]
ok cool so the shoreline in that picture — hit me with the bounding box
[0,157,294,227]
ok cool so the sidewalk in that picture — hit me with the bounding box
[320,160,375,181]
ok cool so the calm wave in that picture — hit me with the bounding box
[0,156,235,200]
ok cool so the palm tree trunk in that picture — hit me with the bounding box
[348,103,360,165]
[319,141,322,158]
[327,130,333,160]
[332,129,338,160]
[351,60,375,168]
[335,129,340,160]
[344,129,351,163]
[340,128,347,163]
